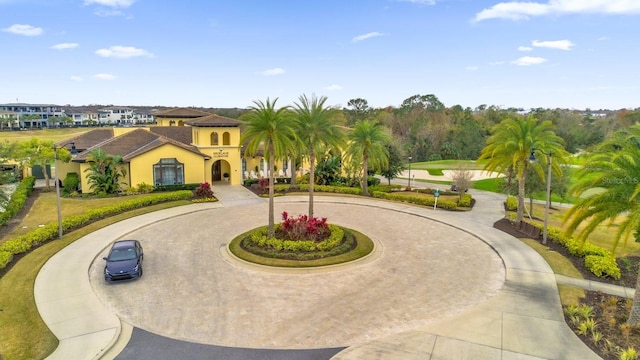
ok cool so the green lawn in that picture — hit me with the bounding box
[0,128,90,144]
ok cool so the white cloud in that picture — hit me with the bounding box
[465,66,479,71]
[532,39,574,50]
[325,84,343,91]
[474,0,640,22]
[262,68,285,76]
[518,46,533,51]
[352,32,384,42]
[512,56,547,66]
[94,9,125,17]
[70,76,84,82]
[3,24,43,36]
[51,43,79,50]
[598,36,608,41]
[95,46,154,58]
[84,0,135,8]
[92,73,116,80]
[396,0,436,5]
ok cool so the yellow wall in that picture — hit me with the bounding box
[193,127,243,185]
[78,162,130,193]
[128,144,206,188]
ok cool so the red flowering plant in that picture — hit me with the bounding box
[276,211,331,242]
[193,182,214,199]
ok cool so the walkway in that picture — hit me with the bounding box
[32,183,631,359]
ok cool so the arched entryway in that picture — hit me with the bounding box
[212,160,231,182]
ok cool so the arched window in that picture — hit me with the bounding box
[153,158,184,186]
[210,132,219,145]
[223,132,231,145]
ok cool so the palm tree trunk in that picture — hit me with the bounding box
[267,143,276,238]
[628,273,640,325]
[516,167,526,223]
[362,154,369,196]
[308,149,315,218]
[290,158,298,189]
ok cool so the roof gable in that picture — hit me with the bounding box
[154,107,211,118]
[55,129,114,151]
[186,114,242,127]
[72,128,208,162]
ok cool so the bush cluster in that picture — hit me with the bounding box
[279,212,329,241]
[371,191,459,210]
[153,183,199,192]
[505,196,518,211]
[0,176,35,227]
[193,182,214,199]
[517,217,621,279]
[458,193,473,207]
[249,224,344,252]
[0,190,193,269]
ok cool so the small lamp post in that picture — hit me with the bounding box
[529,149,553,245]
[408,156,412,188]
[54,142,77,239]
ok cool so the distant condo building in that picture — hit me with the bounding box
[0,103,155,128]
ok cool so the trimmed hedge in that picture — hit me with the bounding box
[249,224,344,252]
[513,216,621,280]
[0,190,193,269]
[371,191,459,210]
[459,194,473,207]
[0,176,36,227]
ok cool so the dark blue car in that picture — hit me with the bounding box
[104,240,144,281]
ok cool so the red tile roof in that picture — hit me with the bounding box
[72,128,209,162]
[186,114,242,127]
[153,108,211,118]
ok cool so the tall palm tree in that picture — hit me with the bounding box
[344,119,390,196]
[564,124,640,325]
[478,116,567,223]
[240,98,296,237]
[293,94,344,218]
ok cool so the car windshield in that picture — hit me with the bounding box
[108,248,137,261]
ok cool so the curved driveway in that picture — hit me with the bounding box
[89,201,504,349]
[35,186,601,359]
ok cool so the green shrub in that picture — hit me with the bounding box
[153,183,199,192]
[0,176,35,227]
[371,191,459,210]
[521,219,621,279]
[62,172,79,193]
[458,194,473,207]
[367,176,380,186]
[505,196,517,211]
[585,255,621,280]
[248,224,344,252]
[0,250,12,269]
[244,178,259,186]
[368,184,403,193]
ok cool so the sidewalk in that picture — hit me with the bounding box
[31,184,631,359]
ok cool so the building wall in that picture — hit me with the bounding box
[128,144,206,188]
[78,163,130,193]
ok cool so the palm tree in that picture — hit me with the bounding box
[240,98,296,237]
[344,119,390,196]
[293,94,344,218]
[84,148,127,195]
[564,124,640,325]
[478,116,567,223]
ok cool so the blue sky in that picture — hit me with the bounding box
[1,0,639,110]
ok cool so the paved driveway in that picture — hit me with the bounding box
[89,201,505,349]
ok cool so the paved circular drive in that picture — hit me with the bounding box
[89,201,504,349]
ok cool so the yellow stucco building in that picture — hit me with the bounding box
[54,108,294,193]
